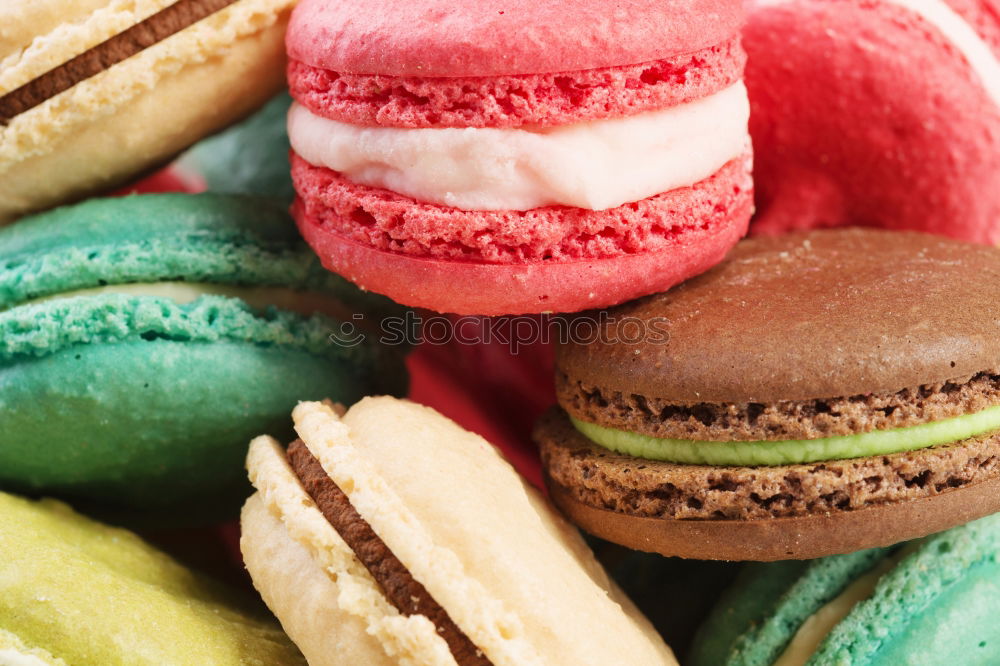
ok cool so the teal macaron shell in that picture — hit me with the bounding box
[0,193,407,525]
[691,513,1000,666]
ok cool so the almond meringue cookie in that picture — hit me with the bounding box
[0,491,304,665]
[241,397,676,665]
[0,0,296,223]
[287,0,753,315]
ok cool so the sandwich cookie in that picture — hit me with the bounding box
[0,490,304,665]
[0,0,295,223]
[743,0,1000,243]
[0,193,407,524]
[286,0,754,315]
[242,397,676,665]
[690,513,1000,665]
[537,229,1000,560]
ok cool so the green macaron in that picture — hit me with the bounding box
[0,193,407,525]
[690,513,1000,665]
[179,92,295,203]
[0,490,304,665]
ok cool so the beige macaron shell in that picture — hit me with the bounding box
[244,437,458,666]
[0,0,113,65]
[1,0,173,89]
[0,0,293,223]
[293,397,676,666]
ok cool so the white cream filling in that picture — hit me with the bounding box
[288,82,750,212]
[774,543,922,666]
[21,282,351,320]
[757,0,1000,108]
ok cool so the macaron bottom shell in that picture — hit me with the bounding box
[296,196,751,315]
[0,338,401,525]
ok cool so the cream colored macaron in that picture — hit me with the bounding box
[0,0,295,223]
[241,397,677,665]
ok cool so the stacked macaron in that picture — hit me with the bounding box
[743,0,1000,243]
[537,228,1000,560]
[691,513,1000,665]
[242,398,676,665]
[285,0,754,315]
[0,0,295,222]
[0,193,407,524]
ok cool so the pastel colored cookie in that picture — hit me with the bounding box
[0,193,407,525]
[241,397,676,665]
[536,228,1000,560]
[0,0,295,223]
[286,0,753,315]
[180,92,295,203]
[690,513,1000,665]
[744,0,1000,243]
[0,490,304,665]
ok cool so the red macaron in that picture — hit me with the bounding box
[286,0,753,315]
[745,0,1000,244]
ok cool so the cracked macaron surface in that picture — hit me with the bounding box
[286,0,754,315]
[0,193,408,525]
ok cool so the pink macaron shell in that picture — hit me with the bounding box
[287,0,743,77]
[289,37,745,129]
[291,151,752,263]
[294,191,752,316]
[745,0,1000,244]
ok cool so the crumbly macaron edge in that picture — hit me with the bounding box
[812,513,1000,664]
[0,0,295,166]
[246,436,458,665]
[293,399,546,666]
[0,295,391,368]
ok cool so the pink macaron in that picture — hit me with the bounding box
[745,0,1000,244]
[286,0,753,315]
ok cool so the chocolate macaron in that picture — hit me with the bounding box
[537,228,1000,560]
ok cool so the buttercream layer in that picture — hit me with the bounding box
[289,83,749,212]
[291,149,752,263]
[570,406,1000,466]
[288,37,746,129]
[537,408,1000,521]
[286,439,492,666]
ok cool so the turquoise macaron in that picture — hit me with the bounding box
[0,193,407,525]
[690,513,1000,666]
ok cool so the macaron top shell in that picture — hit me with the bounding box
[558,229,1000,403]
[287,0,743,76]
[0,193,396,317]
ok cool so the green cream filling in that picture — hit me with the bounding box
[570,405,1000,466]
